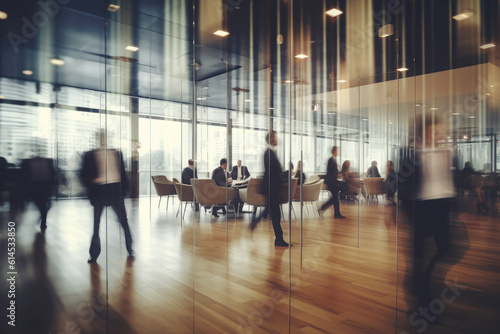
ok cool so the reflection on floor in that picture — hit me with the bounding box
[0,197,499,333]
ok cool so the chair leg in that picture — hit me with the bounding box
[176,202,181,217]
[291,204,296,219]
[183,202,188,216]
[158,196,162,209]
[166,196,169,211]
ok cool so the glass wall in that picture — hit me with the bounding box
[0,0,499,333]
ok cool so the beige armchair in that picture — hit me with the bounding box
[190,179,236,217]
[151,175,176,211]
[239,178,267,213]
[293,179,324,217]
[363,177,387,202]
[172,178,195,218]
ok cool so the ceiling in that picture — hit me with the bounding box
[0,0,498,120]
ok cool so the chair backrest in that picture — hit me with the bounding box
[277,178,298,205]
[190,179,234,206]
[305,174,321,184]
[239,178,267,206]
[294,179,324,202]
[363,178,386,195]
[173,178,194,201]
[151,175,176,196]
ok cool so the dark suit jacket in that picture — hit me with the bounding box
[80,149,128,206]
[182,167,197,185]
[367,166,381,178]
[212,166,230,187]
[325,157,339,189]
[261,148,283,196]
[230,165,250,180]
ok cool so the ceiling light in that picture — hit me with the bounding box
[0,11,7,19]
[468,115,476,119]
[269,107,274,109]
[245,99,251,102]
[453,9,473,21]
[362,118,368,121]
[283,80,295,84]
[50,58,65,66]
[486,93,491,96]
[337,79,347,83]
[489,85,494,88]
[108,4,120,12]
[0,95,4,99]
[379,24,394,38]
[397,67,409,72]
[452,112,460,116]
[295,54,308,59]
[326,8,343,17]
[480,43,496,49]
[125,45,139,52]
[430,107,438,110]
[213,30,230,37]
[415,103,421,107]
[22,70,33,75]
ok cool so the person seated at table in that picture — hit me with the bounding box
[294,161,306,185]
[385,160,397,204]
[182,158,199,211]
[231,159,250,181]
[182,158,198,185]
[367,160,381,178]
[211,158,232,216]
[462,161,488,214]
[338,160,353,199]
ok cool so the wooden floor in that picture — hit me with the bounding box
[0,196,499,334]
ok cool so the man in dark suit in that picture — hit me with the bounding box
[211,158,232,217]
[250,131,289,247]
[231,160,251,180]
[367,161,381,178]
[80,143,134,263]
[182,159,198,185]
[212,158,232,187]
[320,146,346,218]
[20,156,58,230]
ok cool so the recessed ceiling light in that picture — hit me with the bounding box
[50,58,65,66]
[452,112,460,116]
[326,8,343,17]
[213,30,230,37]
[379,24,394,38]
[0,11,7,19]
[430,107,438,110]
[245,99,251,102]
[269,107,274,109]
[337,79,347,83]
[108,4,120,12]
[397,67,409,72]
[362,118,368,121]
[415,103,421,107]
[489,85,494,88]
[0,95,4,99]
[453,9,473,21]
[22,70,33,75]
[125,45,139,52]
[295,54,308,59]
[486,93,491,96]
[480,43,496,49]
[283,80,294,84]
[468,115,476,119]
